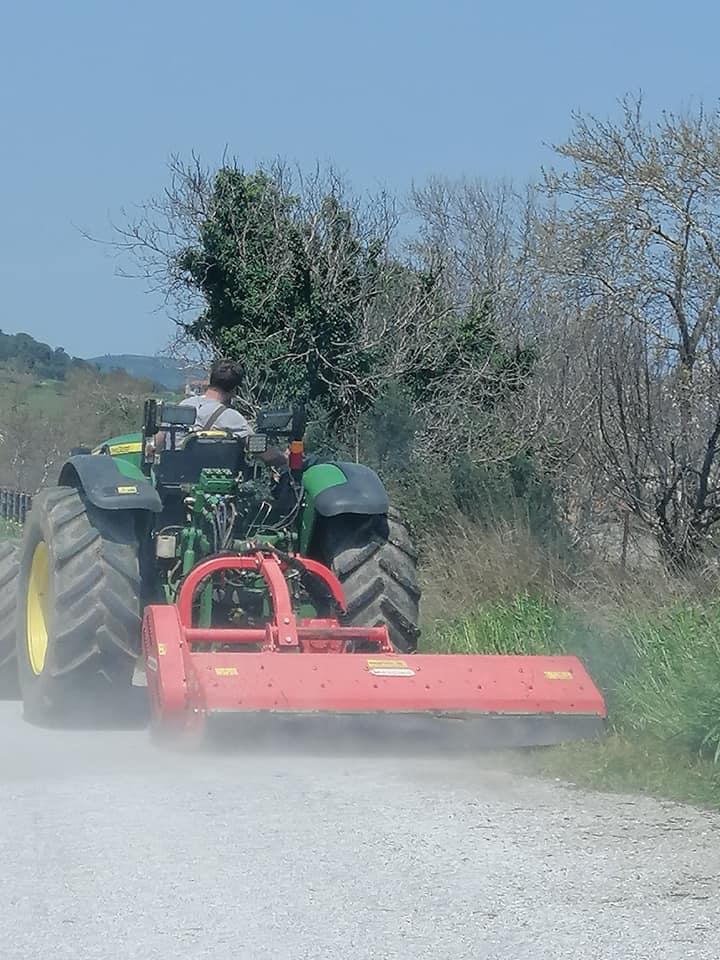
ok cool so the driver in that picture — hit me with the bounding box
[178,358,253,440]
[151,358,286,467]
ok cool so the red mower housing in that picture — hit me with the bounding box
[141,552,607,746]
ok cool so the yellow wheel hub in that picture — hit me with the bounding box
[26,542,50,675]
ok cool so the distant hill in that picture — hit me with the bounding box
[0,329,89,380]
[87,354,205,390]
[0,329,205,391]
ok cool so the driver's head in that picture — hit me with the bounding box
[208,358,243,398]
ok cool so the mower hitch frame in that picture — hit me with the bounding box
[175,552,392,653]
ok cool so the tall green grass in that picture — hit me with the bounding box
[611,604,720,759]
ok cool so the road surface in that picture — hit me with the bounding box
[0,701,718,960]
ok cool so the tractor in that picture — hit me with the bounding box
[0,399,606,744]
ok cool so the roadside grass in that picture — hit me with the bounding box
[419,524,720,809]
[530,734,720,810]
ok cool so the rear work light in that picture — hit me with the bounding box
[247,434,268,454]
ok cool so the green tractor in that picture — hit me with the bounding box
[0,400,420,725]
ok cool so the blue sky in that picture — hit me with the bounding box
[0,0,717,358]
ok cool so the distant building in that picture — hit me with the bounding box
[184,378,207,397]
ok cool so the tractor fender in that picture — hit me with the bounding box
[58,455,162,513]
[304,462,389,518]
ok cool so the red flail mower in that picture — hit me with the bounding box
[142,551,607,746]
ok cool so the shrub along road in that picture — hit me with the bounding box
[427,594,720,806]
[0,702,718,959]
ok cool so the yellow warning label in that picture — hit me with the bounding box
[108,442,143,456]
[158,644,167,656]
[117,485,138,495]
[366,658,414,677]
[366,659,408,670]
[545,670,573,680]
[214,667,238,677]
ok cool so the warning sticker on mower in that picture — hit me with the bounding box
[544,670,573,680]
[366,659,415,678]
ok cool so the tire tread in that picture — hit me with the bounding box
[17,487,142,724]
[321,514,420,652]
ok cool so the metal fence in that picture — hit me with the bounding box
[0,489,31,524]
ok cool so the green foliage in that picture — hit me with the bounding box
[611,604,720,759]
[429,594,567,656]
[325,373,561,549]
[355,382,419,475]
[374,448,563,550]
[448,454,560,541]
[385,458,457,536]
[401,299,535,409]
[177,168,379,425]
[180,170,305,391]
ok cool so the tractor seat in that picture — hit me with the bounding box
[155,431,245,488]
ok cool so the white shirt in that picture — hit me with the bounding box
[179,395,253,439]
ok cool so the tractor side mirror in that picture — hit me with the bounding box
[255,405,307,440]
[144,399,197,436]
[143,398,160,437]
[158,403,196,427]
[255,409,294,434]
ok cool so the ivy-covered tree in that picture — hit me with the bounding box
[115,157,542,469]
[171,166,383,426]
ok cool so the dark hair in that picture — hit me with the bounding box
[208,358,243,393]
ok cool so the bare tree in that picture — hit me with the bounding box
[106,157,573,485]
[108,156,435,417]
[536,94,720,567]
[410,176,530,330]
[406,176,550,464]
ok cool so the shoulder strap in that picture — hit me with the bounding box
[202,402,228,431]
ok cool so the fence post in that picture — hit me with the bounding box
[0,488,31,526]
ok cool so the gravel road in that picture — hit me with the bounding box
[1,701,718,960]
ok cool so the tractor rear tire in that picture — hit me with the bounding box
[0,539,20,699]
[16,486,142,726]
[319,509,420,653]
